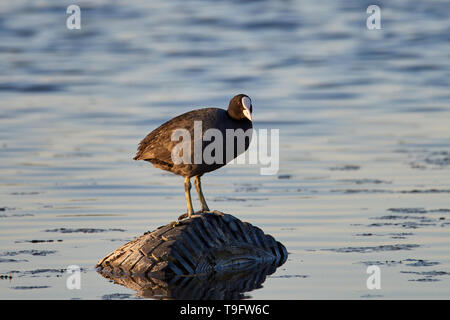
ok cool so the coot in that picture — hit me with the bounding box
[134,94,253,218]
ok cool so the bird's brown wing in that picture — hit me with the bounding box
[133,108,221,164]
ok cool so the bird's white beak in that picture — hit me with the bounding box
[242,96,252,121]
[243,108,252,121]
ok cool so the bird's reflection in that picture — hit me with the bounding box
[98,262,283,300]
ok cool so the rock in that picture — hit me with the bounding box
[96,211,287,280]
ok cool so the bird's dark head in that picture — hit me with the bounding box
[227,94,253,121]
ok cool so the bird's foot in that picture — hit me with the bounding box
[196,208,212,214]
[178,209,222,221]
[177,212,204,221]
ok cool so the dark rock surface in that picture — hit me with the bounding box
[97,211,287,279]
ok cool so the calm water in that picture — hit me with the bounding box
[1,0,449,299]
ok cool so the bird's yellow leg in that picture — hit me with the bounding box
[184,177,194,218]
[194,176,210,212]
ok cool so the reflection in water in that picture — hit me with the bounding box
[99,263,282,300]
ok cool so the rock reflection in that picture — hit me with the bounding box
[98,262,283,300]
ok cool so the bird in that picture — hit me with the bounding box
[134,94,253,219]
